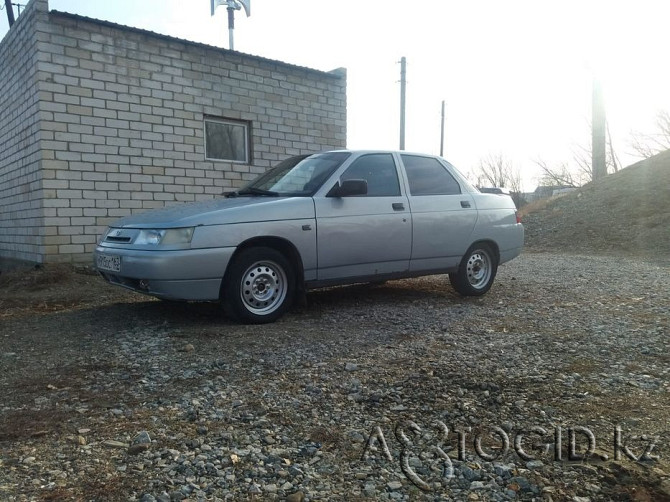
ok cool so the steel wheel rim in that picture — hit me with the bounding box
[240,260,287,315]
[466,250,491,289]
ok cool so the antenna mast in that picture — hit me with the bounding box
[4,0,15,27]
[227,2,236,50]
[211,0,251,50]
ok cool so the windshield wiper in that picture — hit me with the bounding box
[237,187,279,196]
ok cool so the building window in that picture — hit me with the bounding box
[204,117,250,163]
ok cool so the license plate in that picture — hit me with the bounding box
[97,253,121,273]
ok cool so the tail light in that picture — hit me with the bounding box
[515,211,522,224]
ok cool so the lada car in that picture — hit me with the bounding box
[95,151,524,323]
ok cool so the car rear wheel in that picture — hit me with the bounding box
[223,247,295,324]
[449,244,498,296]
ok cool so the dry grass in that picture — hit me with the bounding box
[309,425,342,446]
[39,487,80,501]
[32,468,144,502]
[522,149,670,257]
[565,358,603,375]
[0,263,137,319]
[518,194,562,218]
[0,263,94,290]
[0,408,72,442]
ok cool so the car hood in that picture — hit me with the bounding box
[111,196,315,228]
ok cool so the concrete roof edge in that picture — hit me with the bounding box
[48,9,346,80]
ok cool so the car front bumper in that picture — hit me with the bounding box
[94,245,235,301]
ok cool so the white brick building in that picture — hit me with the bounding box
[0,0,346,264]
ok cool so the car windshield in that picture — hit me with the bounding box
[240,152,351,196]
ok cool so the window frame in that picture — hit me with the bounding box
[401,154,462,196]
[339,153,402,197]
[204,116,251,164]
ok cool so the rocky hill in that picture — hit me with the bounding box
[521,149,670,258]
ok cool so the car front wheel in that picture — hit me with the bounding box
[223,247,295,324]
[449,244,498,296]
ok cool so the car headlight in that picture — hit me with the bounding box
[135,228,194,246]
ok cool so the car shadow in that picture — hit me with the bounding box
[84,276,487,330]
[1,276,492,348]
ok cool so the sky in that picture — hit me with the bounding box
[2,0,670,190]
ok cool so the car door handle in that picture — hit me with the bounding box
[392,202,405,211]
[460,200,471,208]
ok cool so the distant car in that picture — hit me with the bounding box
[95,151,524,323]
[479,187,511,195]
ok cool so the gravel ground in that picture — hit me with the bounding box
[1,251,669,501]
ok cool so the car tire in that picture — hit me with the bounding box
[449,244,498,296]
[223,247,295,324]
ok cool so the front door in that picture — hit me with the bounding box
[314,153,412,280]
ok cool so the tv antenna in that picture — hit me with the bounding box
[211,0,251,51]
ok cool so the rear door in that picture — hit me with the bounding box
[314,153,412,280]
[400,154,478,271]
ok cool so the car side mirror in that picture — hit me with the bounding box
[327,179,368,197]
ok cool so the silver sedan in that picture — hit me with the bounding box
[95,150,523,323]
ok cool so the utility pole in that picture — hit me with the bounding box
[440,100,445,157]
[592,78,607,181]
[4,0,15,27]
[399,57,406,151]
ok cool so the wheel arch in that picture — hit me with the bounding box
[221,236,305,299]
[466,239,500,265]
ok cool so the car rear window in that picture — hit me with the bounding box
[401,155,461,196]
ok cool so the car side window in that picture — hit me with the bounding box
[340,154,401,196]
[401,155,462,196]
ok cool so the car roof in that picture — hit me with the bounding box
[317,149,447,158]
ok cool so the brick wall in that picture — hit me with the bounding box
[0,0,346,264]
[0,0,47,263]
